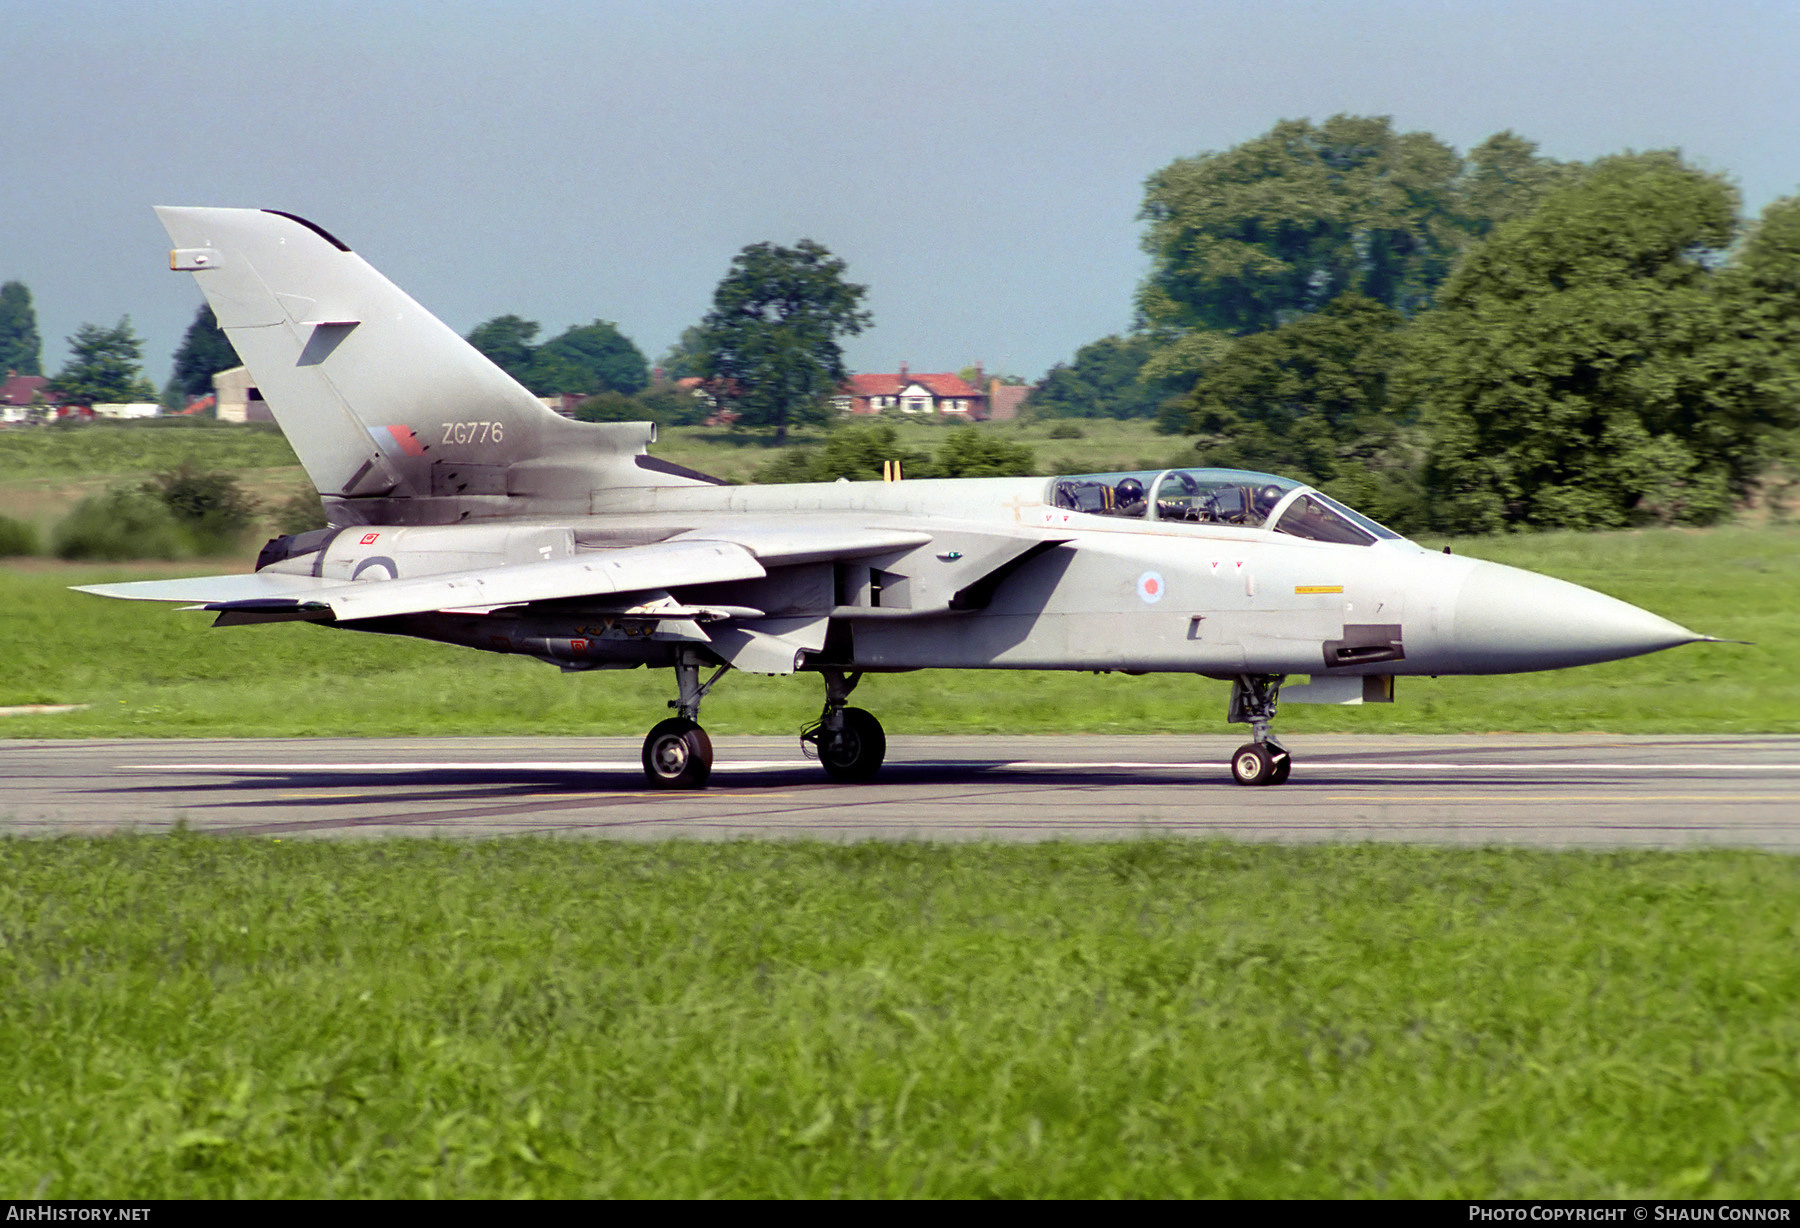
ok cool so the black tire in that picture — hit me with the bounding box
[1268,750,1292,786]
[1230,742,1276,787]
[642,718,713,789]
[819,707,886,782]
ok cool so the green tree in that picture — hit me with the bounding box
[1725,196,1800,414]
[957,366,1026,387]
[657,325,710,381]
[1722,195,1800,515]
[932,426,1035,478]
[526,320,648,396]
[0,281,41,375]
[53,485,190,560]
[1456,131,1584,238]
[1030,334,1177,420]
[698,240,871,443]
[46,318,157,406]
[752,421,928,483]
[1183,294,1420,526]
[169,304,241,402]
[571,390,649,424]
[1138,115,1467,338]
[465,314,541,385]
[1402,153,1769,532]
[751,420,1034,483]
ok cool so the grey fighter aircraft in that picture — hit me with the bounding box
[79,207,1711,788]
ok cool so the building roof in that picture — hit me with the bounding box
[845,371,982,399]
[0,373,53,406]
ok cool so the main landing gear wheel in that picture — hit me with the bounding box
[818,707,886,782]
[804,669,887,784]
[1229,741,1292,787]
[642,717,713,789]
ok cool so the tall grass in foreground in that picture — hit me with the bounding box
[1,838,1795,1198]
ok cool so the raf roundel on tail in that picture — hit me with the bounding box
[80,207,1717,789]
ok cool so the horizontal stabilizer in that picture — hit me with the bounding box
[73,572,335,604]
[75,540,768,623]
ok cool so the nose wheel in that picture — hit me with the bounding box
[1230,740,1291,787]
[1227,673,1292,786]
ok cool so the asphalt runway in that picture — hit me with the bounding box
[4,733,1800,849]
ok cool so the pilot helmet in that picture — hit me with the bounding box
[1116,477,1145,503]
[1254,484,1284,514]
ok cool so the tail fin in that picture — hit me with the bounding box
[156,207,700,521]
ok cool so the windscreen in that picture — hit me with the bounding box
[1272,492,1378,545]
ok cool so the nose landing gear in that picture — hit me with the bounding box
[1228,673,1291,786]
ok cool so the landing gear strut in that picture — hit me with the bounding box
[642,649,730,789]
[801,669,886,782]
[1227,673,1291,786]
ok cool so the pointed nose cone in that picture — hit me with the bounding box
[1446,559,1703,674]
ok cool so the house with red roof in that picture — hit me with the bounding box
[836,364,988,420]
[0,372,57,424]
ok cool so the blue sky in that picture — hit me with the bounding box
[5,0,1799,387]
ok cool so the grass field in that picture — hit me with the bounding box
[0,420,310,545]
[3,521,1794,739]
[653,416,1185,484]
[3,837,1796,1198]
[0,417,1174,540]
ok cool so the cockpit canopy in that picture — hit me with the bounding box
[1046,468,1401,546]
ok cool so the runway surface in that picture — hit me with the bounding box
[5,733,1800,849]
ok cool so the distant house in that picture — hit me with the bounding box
[837,364,988,420]
[90,403,160,419]
[986,381,1030,421]
[0,372,54,424]
[213,366,274,423]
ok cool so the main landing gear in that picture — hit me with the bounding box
[640,656,890,789]
[1228,673,1292,787]
[800,669,887,782]
[642,649,730,789]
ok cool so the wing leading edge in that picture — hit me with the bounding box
[72,526,942,623]
[75,540,768,622]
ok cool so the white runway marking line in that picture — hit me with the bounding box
[131,761,810,773]
[130,759,1800,776]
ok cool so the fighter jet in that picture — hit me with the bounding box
[78,207,1711,788]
